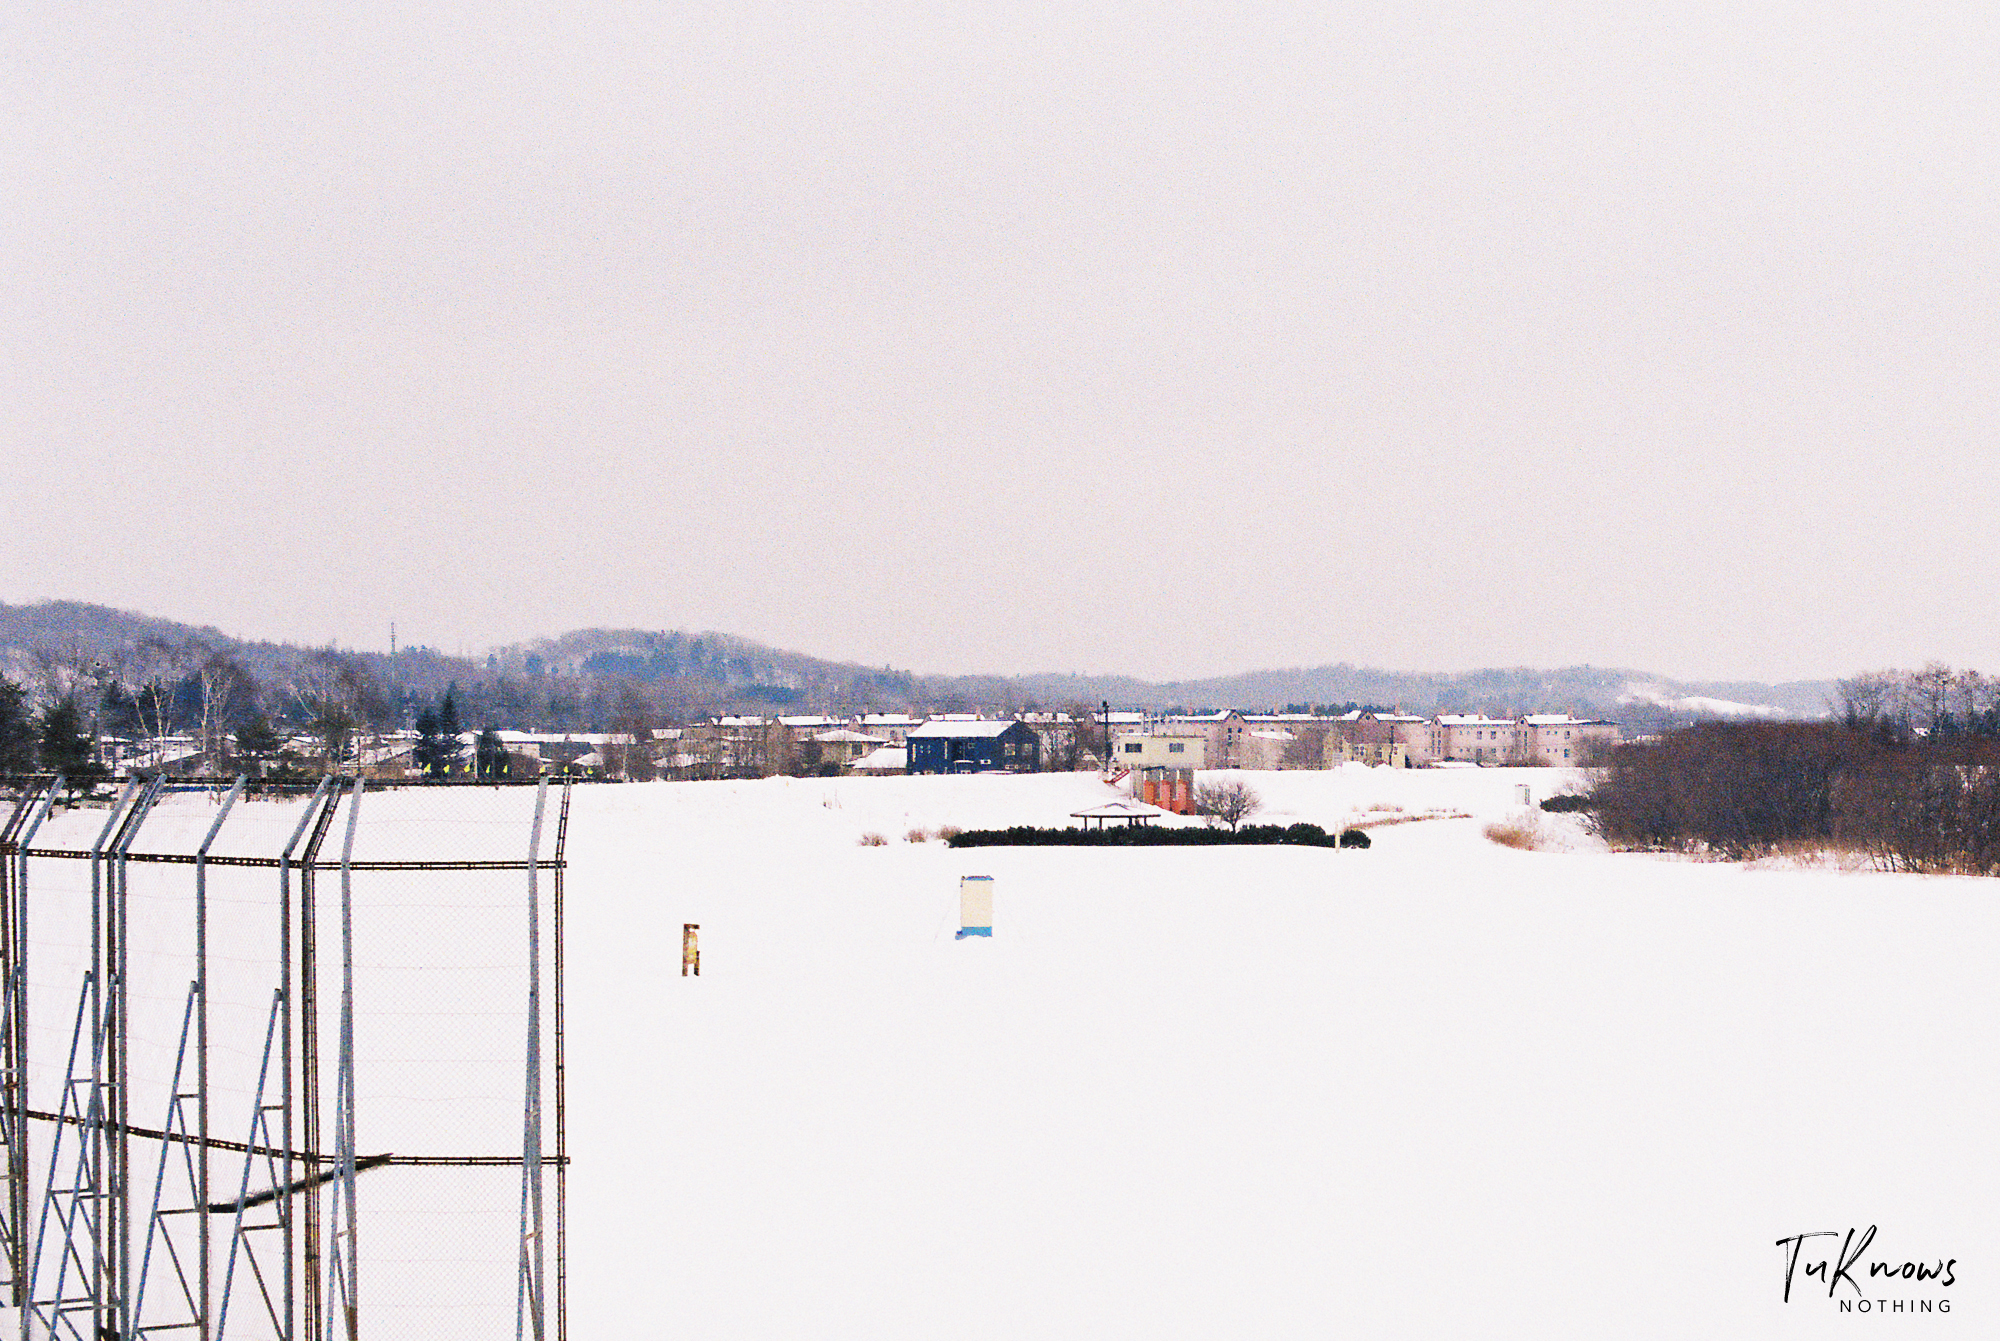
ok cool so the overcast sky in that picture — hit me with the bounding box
[7,1,1997,683]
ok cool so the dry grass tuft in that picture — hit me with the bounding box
[1483,820,1541,851]
[936,825,964,841]
[904,827,933,843]
[858,832,889,847]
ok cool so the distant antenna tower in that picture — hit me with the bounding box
[391,621,398,658]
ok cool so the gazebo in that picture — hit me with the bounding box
[1069,799,1168,830]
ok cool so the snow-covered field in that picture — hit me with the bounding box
[562,768,1994,1338]
[16,767,1993,1336]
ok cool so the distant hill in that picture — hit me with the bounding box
[0,600,238,664]
[488,627,917,709]
[0,602,922,719]
[0,599,1839,730]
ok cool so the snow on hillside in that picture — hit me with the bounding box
[15,770,1990,1337]
[1619,681,1788,719]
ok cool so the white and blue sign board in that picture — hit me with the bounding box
[958,875,993,939]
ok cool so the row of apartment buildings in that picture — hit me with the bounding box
[106,708,1617,781]
[1109,710,1620,772]
[663,708,1618,777]
[479,709,1617,778]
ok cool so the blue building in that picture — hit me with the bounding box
[905,719,1042,774]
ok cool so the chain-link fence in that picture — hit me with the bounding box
[0,775,567,1341]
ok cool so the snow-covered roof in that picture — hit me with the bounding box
[850,746,908,771]
[778,715,843,728]
[815,729,888,744]
[1437,715,1514,727]
[1070,799,1167,819]
[1248,729,1295,741]
[357,743,415,765]
[908,720,1019,738]
[1521,715,1613,726]
[859,714,921,726]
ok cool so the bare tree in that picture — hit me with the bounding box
[1837,670,1901,727]
[124,636,206,768]
[1951,669,1993,730]
[1282,723,1330,770]
[26,644,93,706]
[679,720,728,780]
[1909,662,1956,733]
[604,682,657,781]
[193,650,256,768]
[1040,704,1092,771]
[1194,778,1261,832]
[285,649,385,770]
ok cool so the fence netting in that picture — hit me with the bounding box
[0,776,565,1341]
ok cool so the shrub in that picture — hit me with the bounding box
[1192,778,1262,831]
[858,832,888,847]
[1338,828,1370,848]
[904,827,932,843]
[945,822,1352,849]
[936,824,963,841]
[1483,820,1538,850]
[1539,793,1593,813]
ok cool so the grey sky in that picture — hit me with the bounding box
[8,1,1997,683]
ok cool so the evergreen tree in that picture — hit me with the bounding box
[476,727,510,781]
[413,706,450,780]
[438,686,464,757]
[0,680,39,773]
[234,716,283,772]
[38,697,99,780]
[99,681,142,738]
[433,686,465,776]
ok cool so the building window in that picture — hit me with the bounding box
[1123,743,1141,754]
[1168,742,1184,753]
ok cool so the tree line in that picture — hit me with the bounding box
[1589,665,2000,874]
[0,636,538,779]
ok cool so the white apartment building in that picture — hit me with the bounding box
[1110,731,1208,769]
[1436,715,1519,764]
[1517,715,1618,764]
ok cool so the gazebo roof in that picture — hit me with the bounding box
[1069,799,1168,821]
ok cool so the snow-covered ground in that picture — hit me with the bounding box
[16,767,1993,1336]
[561,768,1992,1337]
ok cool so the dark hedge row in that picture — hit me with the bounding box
[946,822,1371,849]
